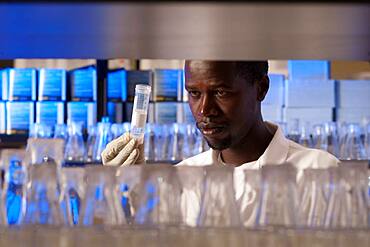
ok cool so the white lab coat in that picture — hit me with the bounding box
[176,122,339,226]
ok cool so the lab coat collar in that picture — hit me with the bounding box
[211,122,289,169]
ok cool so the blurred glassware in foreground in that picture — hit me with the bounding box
[65,122,86,162]
[340,123,367,160]
[92,117,113,163]
[26,138,65,167]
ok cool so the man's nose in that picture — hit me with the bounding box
[199,94,219,117]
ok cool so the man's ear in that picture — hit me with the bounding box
[257,75,269,102]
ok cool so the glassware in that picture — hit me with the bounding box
[1,149,27,225]
[111,123,124,140]
[176,166,205,227]
[325,161,369,228]
[65,122,86,162]
[167,123,185,161]
[238,169,261,227]
[26,138,65,167]
[182,124,198,159]
[54,124,68,140]
[85,125,97,163]
[297,168,331,228]
[59,167,86,226]
[29,123,53,139]
[258,163,298,227]
[92,118,113,162]
[340,123,367,160]
[133,165,182,226]
[23,165,63,225]
[79,166,118,226]
[365,123,370,159]
[198,166,240,227]
[144,123,157,162]
[298,121,312,148]
[312,124,325,150]
[115,166,142,225]
[287,118,300,143]
[323,122,340,157]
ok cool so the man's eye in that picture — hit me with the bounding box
[188,91,200,98]
[215,90,228,97]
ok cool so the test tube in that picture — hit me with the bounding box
[130,84,151,143]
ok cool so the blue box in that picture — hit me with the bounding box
[107,102,123,123]
[263,74,285,106]
[36,102,64,126]
[285,80,335,108]
[125,102,155,123]
[69,66,97,101]
[1,69,8,101]
[0,101,5,133]
[288,60,330,80]
[67,102,96,128]
[127,70,152,102]
[108,69,127,102]
[38,69,66,101]
[337,80,370,108]
[6,68,37,101]
[154,102,181,124]
[177,102,195,124]
[6,102,34,134]
[283,107,334,131]
[153,69,183,102]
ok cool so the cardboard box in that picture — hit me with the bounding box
[7,68,37,101]
[6,102,34,134]
[152,69,183,102]
[288,60,330,80]
[337,80,370,108]
[36,102,64,126]
[67,102,96,128]
[69,66,97,101]
[285,80,335,107]
[38,68,66,101]
[107,69,127,102]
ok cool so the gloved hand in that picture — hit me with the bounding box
[101,132,145,166]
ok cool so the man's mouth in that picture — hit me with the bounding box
[198,123,227,136]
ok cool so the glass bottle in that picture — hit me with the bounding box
[92,118,113,163]
[340,123,367,160]
[65,122,86,162]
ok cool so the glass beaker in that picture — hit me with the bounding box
[92,119,113,162]
[299,122,313,148]
[340,123,367,160]
[323,122,340,157]
[65,122,86,162]
[85,125,97,163]
[26,138,65,167]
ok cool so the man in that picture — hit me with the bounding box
[102,60,338,171]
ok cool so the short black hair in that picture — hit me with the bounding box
[233,61,269,84]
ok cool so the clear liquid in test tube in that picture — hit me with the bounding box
[130,84,151,144]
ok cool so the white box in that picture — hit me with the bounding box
[262,105,283,122]
[336,107,370,124]
[6,102,34,134]
[262,74,285,106]
[67,102,96,128]
[337,80,370,108]
[285,80,335,107]
[288,60,330,80]
[283,107,334,130]
[0,101,5,133]
[36,102,64,126]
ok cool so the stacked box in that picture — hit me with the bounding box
[67,102,96,128]
[38,68,66,101]
[6,102,34,134]
[69,66,97,101]
[288,60,330,80]
[107,69,127,102]
[6,68,37,101]
[152,69,183,102]
[154,102,182,124]
[1,69,8,101]
[126,70,153,102]
[36,102,64,126]
[107,102,124,123]
[0,101,5,133]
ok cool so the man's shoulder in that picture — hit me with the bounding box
[176,149,214,166]
[286,140,339,169]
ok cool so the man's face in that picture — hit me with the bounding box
[185,61,261,150]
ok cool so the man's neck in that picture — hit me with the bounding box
[220,121,274,166]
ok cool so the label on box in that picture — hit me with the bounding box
[38,69,66,101]
[127,70,152,102]
[8,68,37,101]
[36,102,64,125]
[108,69,127,101]
[70,66,97,101]
[67,102,96,128]
[153,69,183,101]
[6,102,34,134]
[154,102,178,124]
[288,60,330,80]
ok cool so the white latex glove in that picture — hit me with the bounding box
[101,132,145,166]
